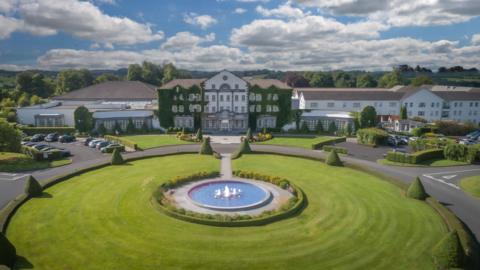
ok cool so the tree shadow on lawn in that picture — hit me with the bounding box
[15,255,33,269]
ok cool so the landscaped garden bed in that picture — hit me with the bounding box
[0,152,71,172]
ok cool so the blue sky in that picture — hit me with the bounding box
[0,0,479,71]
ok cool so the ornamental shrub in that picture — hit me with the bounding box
[195,128,203,141]
[0,232,16,267]
[111,148,124,165]
[239,138,251,154]
[322,145,348,154]
[24,175,43,197]
[126,118,136,134]
[199,137,213,155]
[444,144,478,164]
[406,177,428,200]
[432,230,465,269]
[356,128,388,146]
[245,128,252,141]
[325,150,343,166]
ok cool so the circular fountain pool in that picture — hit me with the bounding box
[188,180,272,211]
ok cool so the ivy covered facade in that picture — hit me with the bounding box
[158,71,292,132]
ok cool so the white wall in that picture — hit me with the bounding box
[203,71,248,114]
[17,108,76,126]
[400,89,444,122]
[301,97,400,115]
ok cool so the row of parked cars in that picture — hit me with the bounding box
[21,141,71,157]
[459,130,480,145]
[30,133,76,143]
[387,135,410,147]
[84,137,124,153]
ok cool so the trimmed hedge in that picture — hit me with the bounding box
[24,176,43,198]
[386,149,444,164]
[311,137,346,150]
[322,145,348,154]
[0,232,16,268]
[20,145,63,161]
[432,230,465,269]
[19,126,75,136]
[356,128,388,146]
[104,135,138,150]
[153,171,305,227]
[199,137,213,155]
[325,150,343,166]
[444,144,478,164]
[232,139,251,159]
[406,177,428,200]
[111,148,124,165]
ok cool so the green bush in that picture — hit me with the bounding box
[432,230,465,269]
[325,150,343,166]
[232,139,252,159]
[18,126,75,136]
[322,145,348,154]
[111,148,124,165]
[245,128,252,141]
[24,175,43,197]
[311,137,346,150]
[406,177,428,200]
[103,145,125,154]
[195,128,203,141]
[199,137,213,155]
[386,149,444,164]
[409,137,455,152]
[356,128,388,146]
[444,144,478,164]
[104,135,138,150]
[411,126,437,137]
[0,232,16,267]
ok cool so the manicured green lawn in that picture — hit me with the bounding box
[378,158,470,167]
[460,176,480,198]
[255,136,337,149]
[121,134,195,149]
[7,154,447,269]
[0,152,71,172]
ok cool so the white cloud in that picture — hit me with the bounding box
[0,0,16,13]
[256,2,306,18]
[161,32,215,51]
[472,34,480,45]
[183,13,218,29]
[0,63,33,71]
[0,0,163,45]
[300,0,480,27]
[234,8,247,14]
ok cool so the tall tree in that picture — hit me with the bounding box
[162,63,179,85]
[141,61,162,85]
[360,106,377,128]
[410,75,433,86]
[74,106,93,133]
[356,74,377,87]
[0,120,21,152]
[127,64,143,81]
[284,72,310,87]
[308,72,334,87]
[56,69,93,94]
[94,73,119,84]
[378,71,404,88]
[31,73,54,97]
[16,71,35,95]
[333,72,355,88]
[400,105,408,120]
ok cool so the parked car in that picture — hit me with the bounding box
[466,130,480,139]
[84,137,94,146]
[59,135,76,143]
[45,133,59,142]
[21,141,36,146]
[32,144,49,150]
[387,136,398,147]
[31,134,46,142]
[43,148,71,157]
[100,143,124,153]
[96,141,110,150]
[88,139,103,148]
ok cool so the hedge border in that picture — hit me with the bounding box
[18,126,76,136]
[151,174,306,227]
[0,151,197,234]
[104,135,139,151]
[311,136,347,150]
[322,145,348,154]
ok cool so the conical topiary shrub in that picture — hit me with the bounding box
[0,232,16,267]
[325,150,343,166]
[196,128,203,141]
[406,177,428,200]
[199,137,213,155]
[111,148,124,165]
[432,230,464,269]
[245,128,252,142]
[239,138,251,154]
[24,175,42,197]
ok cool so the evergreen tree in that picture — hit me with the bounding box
[400,105,408,120]
[113,121,122,135]
[325,150,343,166]
[239,138,251,153]
[111,148,124,165]
[0,232,16,267]
[300,121,309,133]
[97,123,107,136]
[74,106,93,133]
[360,106,377,128]
[432,230,464,269]
[195,128,203,141]
[346,123,353,136]
[126,118,136,134]
[328,121,337,134]
[245,128,252,141]
[406,177,428,200]
[24,175,42,197]
[141,121,149,133]
[199,137,213,155]
[378,71,404,88]
[315,121,324,134]
[127,64,143,81]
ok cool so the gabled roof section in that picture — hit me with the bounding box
[244,78,291,89]
[158,78,205,89]
[53,81,157,101]
[298,88,403,101]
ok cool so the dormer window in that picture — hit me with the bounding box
[223,75,228,81]
[212,84,216,89]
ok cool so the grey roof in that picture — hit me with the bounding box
[243,78,291,89]
[159,78,290,90]
[54,81,157,101]
[158,79,205,89]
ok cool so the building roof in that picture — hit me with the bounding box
[53,81,157,101]
[300,89,405,101]
[301,110,352,119]
[92,110,154,119]
[159,77,290,90]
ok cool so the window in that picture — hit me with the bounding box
[310,102,318,108]
[250,105,255,112]
[205,106,209,113]
[419,102,426,108]
[460,102,463,107]
[212,84,216,89]
[353,103,361,108]
[220,106,224,111]
[249,93,255,101]
[205,95,209,101]
[235,106,238,112]
[172,105,177,113]
[266,105,272,112]
[431,102,435,108]
[256,94,262,101]
[235,84,238,89]
[241,106,245,113]
[273,105,279,112]
[212,106,216,112]
[220,95,224,101]
[389,102,396,107]
[212,95,216,101]
[418,111,425,116]
[178,105,184,113]
[470,102,474,107]
[454,102,458,107]
[379,102,383,107]
[343,102,347,108]
[256,104,261,112]
[241,95,246,101]
[272,94,278,101]
[226,95,230,102]
[267,93,272,100]
[410,102,413,108]
[235,95,238,101]
[476,102,479,107]
[327,102,335,108]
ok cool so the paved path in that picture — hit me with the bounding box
[220,154,232,178]
[1,142,479,242]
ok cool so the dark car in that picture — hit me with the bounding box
[59,135,76,143]
[96,141,110,150]
[84,137,94,146]
[31,134,46,142]
[45,133,59,142]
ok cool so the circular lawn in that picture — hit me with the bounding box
[7,154,447,270]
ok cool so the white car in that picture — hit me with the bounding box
[88,139,103,148]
